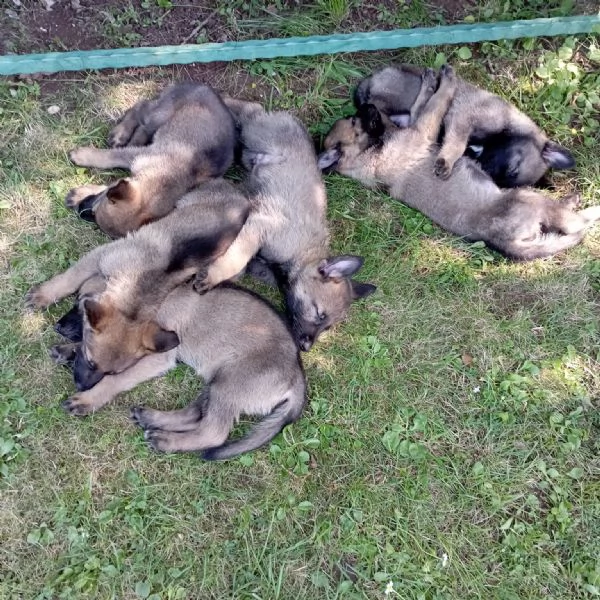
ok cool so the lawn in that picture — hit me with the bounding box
[1,3,600,599]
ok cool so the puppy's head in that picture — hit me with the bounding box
[317,104,385,171]
[472,135,575,188]
[73,295,179,391]
[88,178,156,238]
[285,256,376,351]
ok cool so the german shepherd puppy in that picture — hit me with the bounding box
[65,83,236,237]
[192,98,377,351]
[48,282,307,461]
[318,65,600,261]
[354,64,575,188]
[26,178,249,320]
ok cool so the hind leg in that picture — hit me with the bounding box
[550,205,600,235]
[69,145,147,170]
[194,225,261,293]
[414,65,457,145]
[107,100,150,147]
[144,401,233,453]
[434,120,472,179]
[409,68,439,124]
[131,390,209,432]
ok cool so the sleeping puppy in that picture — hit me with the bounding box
[320,65,600,261]
[354,64,575,188]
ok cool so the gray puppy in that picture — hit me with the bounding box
[319,65,600,261]
[193,98,377,351]
[66,83,236,237]
[355,64,575,187]
[50,282,307,461]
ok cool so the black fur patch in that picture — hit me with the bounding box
[55,304,83,342]
[73,348,104,391]
[166,231,226,274]
[76,194,98,222]
[357,104,385,139]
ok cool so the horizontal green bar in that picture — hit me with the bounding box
[1,15,598,76]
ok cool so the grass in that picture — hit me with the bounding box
[1,31,600,600]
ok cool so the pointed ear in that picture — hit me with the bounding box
[319,255,364,280]
[142,322,180,353]
[106,179,134,204]
[542,141,575,170]
[351,281,377,300]
[83,298,107,331]
[357,103,385,138]
[389,113,411,128]
[317,147,341,170]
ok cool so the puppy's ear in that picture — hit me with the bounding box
[106,179,134,204]
[317,147,342,170]
[318,255,364,281]
[542,141,575,170]
[351,281,377,300]
[142,322,180,353]
[357,103,385,138]
[83,298,108,332]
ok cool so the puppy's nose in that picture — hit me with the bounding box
[298,334,314,352]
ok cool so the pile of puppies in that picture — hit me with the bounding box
[25,64,600,460]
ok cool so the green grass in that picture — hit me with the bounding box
[2,34,600,600]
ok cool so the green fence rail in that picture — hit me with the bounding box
[1,14,598,76]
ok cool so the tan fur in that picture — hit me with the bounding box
[355,64,575,187]
[194,100,376,350]
[320,65,600,261]
[66,83,236,237]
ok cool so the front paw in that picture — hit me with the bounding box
[422,68,438,92]
[434,157,452,179]
[107,124,132,148]
[50,344,78,367]
[62,394,97,416]
[25,285,52,311]
[65,184,105,209]
[192,270,212,295]
[69,146,99,166]
[130,406,153,429]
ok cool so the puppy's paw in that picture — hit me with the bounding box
[144,429,170,453]
[560,192,581,209]
[65,184,104,208]
[192,270,212,295]
[434,157,452,179]
[62,394,96,416]
[439,64,455,79]
[24,285,52,311]
[422,68,438,92]
[130,406,153,429]
[69,146,99,166]
[50,344,77,366]
[107,125,131,148]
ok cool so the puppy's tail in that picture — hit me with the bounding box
[202,378,306,461]
[502,233,587,261]
[502,205,600,261]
